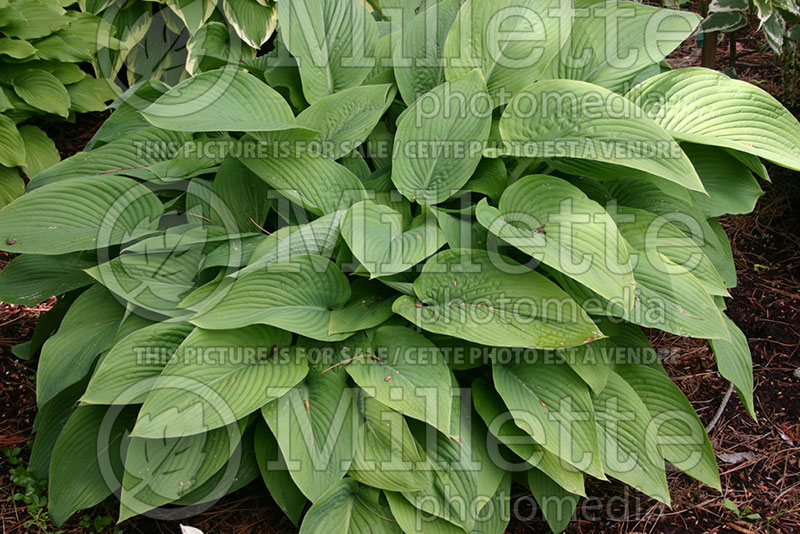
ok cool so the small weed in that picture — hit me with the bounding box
[3,446,61,534]
[722,498,762,521]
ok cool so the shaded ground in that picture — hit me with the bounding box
[2,37,800,534]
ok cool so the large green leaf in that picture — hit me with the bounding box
[254,422,308,525]
[37,285,125,406]
[12,69,70,117]
[212,156,273,233]
[296,84,395,159]
[191,255,351,341]
[82,322,195,405]
[0,166,24,208]
[341,200,445,277]
[499,80,704,192]
[141,68,298,132]
[349,393,431,491]
[19,125,59,176]
[443,0,572,106]
[48,405,135,526]
[29,127,192,189]
[527,468,580,534]
[709,316,756,419]
[393,0,460,105]
[544,0,699,92]
[299,479,401,534]
[475,174,634,308]
[391,70,492,204]
[328,279,396,334]
[472,377,585,496]
[592,371,670,504]
[343,326,453,435]
[133,325,306,438]
[221,0,277,48]
[492,360,605,478]
[393,249,602,349]
[240,145,367,215]
[119,422,244,520]
[616,364,721,490]
[0,252,93,305]
[277,0,379,103]
[0,113,25,167]
[262,350,355,501]
[626,68,800,171]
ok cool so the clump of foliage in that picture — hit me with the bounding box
[0,0,117,207]
[1,0,800,533]
[699,0,799,56]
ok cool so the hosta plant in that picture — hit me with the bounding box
[0,0,118,207]
[1,0,800,533]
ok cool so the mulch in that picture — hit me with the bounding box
[2,28,799,534]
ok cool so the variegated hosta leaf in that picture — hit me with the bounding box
[277,0,379,104]
[222,0,277,49]
[166,0,216,34]
[191,255,351,341]
[443,0,573,106]
[499,80,704,192]
[340,200,445,277]
[475,174,635,308]
[544,0,700,92]
[393,249,602,349]
[392,69,492,204]
[626,68,800,171]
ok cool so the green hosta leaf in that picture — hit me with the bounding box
[499,80,703,192]
[29,127,192,189]
[475,174,634,308]
[236,210,344,278]
[12,69,70,118]
[29,381,86,480]
[296,84,396,160]
[709,316,756,419]
[392,70,492,204]
[213,156,273,233]
[343,326,453,435]
[222,0,277,48]
[299,479,401,534]
[472,377,585,496]
[254,422,307,525]
[349,393,431,491]
[133,326,305,438]
[0,167,24,208]
[37,285,125,405]
[82,322,195,405]
[393,0,461,105]
[66,77,117,113]
[544,0,699,92]
[48,405,134,526]
[393,249,602,349]
[0,252,93,305]
[241,145,367,215]
[87,81,169,148]
[2,0,69,39]
[277,0,378,104]
[492,360,605,478]
[19,125,59,176]
[443,0,572,106]
[0,114,25,167]
[684,143,763,217]
[193,255,351,341]
[262,350,355,501]
[328,279,396,334]
[141,68,297,132]
[120,422,244,520]
[616,364,721,490]
[0,36,36,58]
[527,468,580,534]
[341,200,445,277]
[593,371,670,504]
[626,68,800,171]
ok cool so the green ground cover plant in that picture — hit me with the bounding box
[1,0,800,533]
